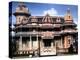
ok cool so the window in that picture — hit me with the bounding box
[67,36,71,40]
[32,37,36,48]
[69,16,70,19]
[22,37,27,44]
[67,36,71,44]
[68,39,70,44]
[18,17,20,23]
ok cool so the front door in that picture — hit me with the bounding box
[40,39,56,56]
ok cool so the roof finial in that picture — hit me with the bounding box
[46,13,50,16]
[67,8,71,14]
[18,2,26,7]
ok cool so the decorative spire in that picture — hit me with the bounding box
[18,2,26,7]
[64,8,73,23]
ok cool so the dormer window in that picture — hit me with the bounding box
[56,17,61,22]
[31,16,37,24]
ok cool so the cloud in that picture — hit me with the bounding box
[11,24,15,29]
[43,8,58,16]
[11,31,15,36]
[73,18,78,29]
[74,20,77,24]
[73,18,78,24]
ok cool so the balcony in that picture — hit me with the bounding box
[62,23,77,27]
[16,31,39,37]
[40,31,62,38]
[53,24,61,27]
[26,24,39,28]
[39,24,61,28]
[15,24,62,29]
[15,31,63,37]
[61,30,78,34]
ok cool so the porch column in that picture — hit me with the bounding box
[37,35,38,49]
[19,35,22,50]
[51,40,53,48]
[61,37,63,48]
[30,35,32,50]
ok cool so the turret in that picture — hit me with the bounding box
[64,8,73,23]
[13,2,31,25]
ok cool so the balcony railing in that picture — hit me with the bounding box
[16,31,62,37]
[16,30,77,37]
[15,24,62,29]
[39,24,61,28]
[61,30,77,33]
[16,31,39,36]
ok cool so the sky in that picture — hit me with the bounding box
[10,2,78,25]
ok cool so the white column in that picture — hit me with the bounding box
[37,35,38,49]
[51,41,53,48]
[61,37,63,48]
[19,35,22,50]
[30,35,32,50]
